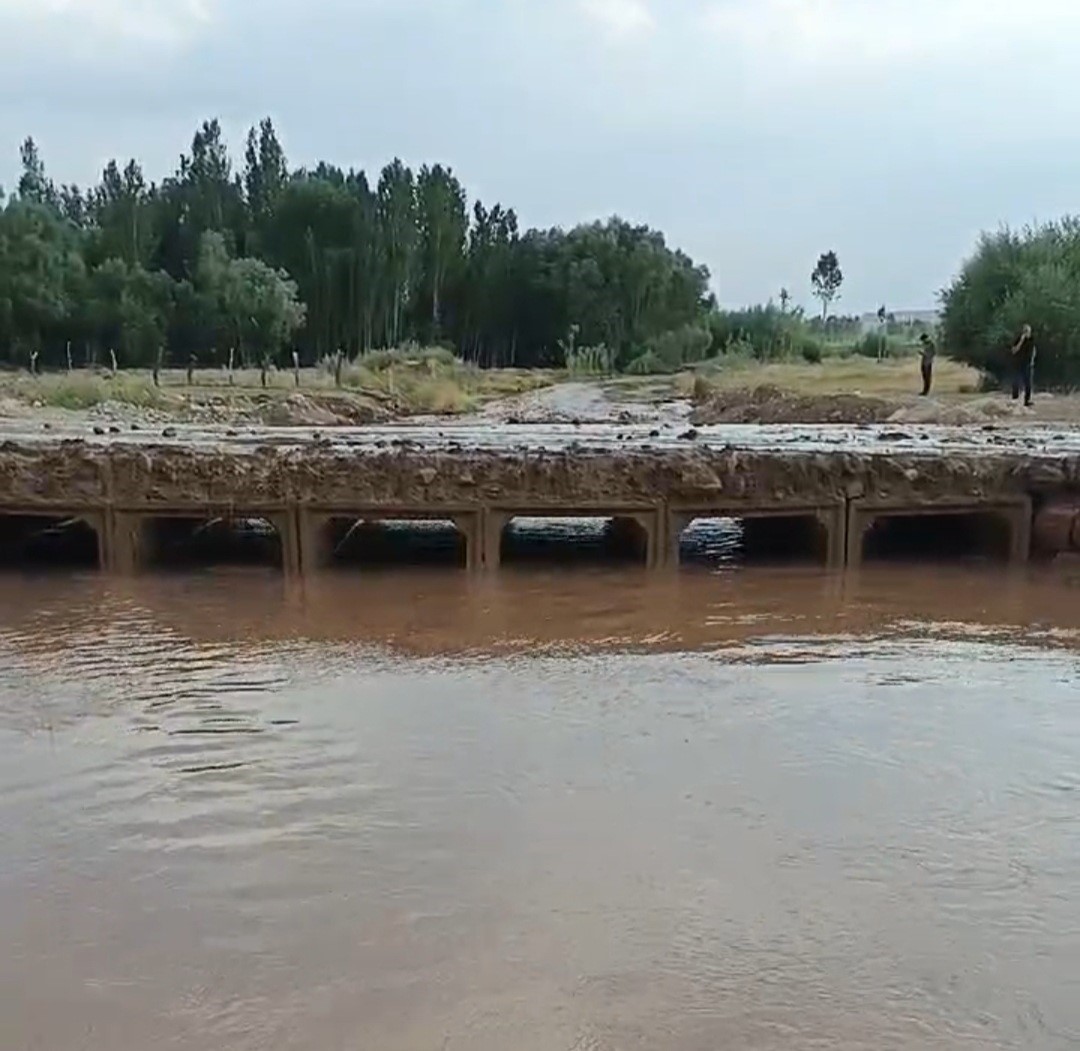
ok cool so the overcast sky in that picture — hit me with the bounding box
[1,0,1077,312]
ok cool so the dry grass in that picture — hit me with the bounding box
[677,356,983,399]
[0,355,555,419]
[6,371,173,411]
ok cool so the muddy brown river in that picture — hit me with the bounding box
[2,563,1080,1050]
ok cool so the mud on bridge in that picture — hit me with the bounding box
[1,421,1079,573]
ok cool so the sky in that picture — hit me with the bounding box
[1,0,1079,313]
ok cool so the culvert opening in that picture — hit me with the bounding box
[500,516,649,567]
[324,518,466,569]
[0,514,100,569]
[862,511,1013,564]
[679,514,828,568]
[143,516,283,570]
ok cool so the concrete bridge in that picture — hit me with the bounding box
[1,422,1078,573]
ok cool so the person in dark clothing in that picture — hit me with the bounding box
[1011,324,1036,407]
[918,333,936,396]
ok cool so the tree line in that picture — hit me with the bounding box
[0,119,715,371]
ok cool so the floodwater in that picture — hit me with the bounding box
[2,562,1080,1050]
[6,415,1080,458]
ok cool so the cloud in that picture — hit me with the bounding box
[702,0,1080,74]
[0,0,212,45]
[579,0,655,39]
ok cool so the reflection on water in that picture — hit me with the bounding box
[2,565,1080,1050]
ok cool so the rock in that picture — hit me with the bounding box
[92,426,106,435]
[419,467,438,485]
[162,427,177,438]
[1030,463,1067,486]
[458,472,475,486]
[108,426,121,434]
[679,428,700,441]
[649,429,660,438]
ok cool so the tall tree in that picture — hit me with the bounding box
[377,159,418,347]
[811,250,843,320]
[243,117,288,251]
[18,138,55,208]
[416,164,467,341]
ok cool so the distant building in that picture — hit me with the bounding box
[859,309,940,334]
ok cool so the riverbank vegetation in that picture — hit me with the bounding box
[1,347,552,421]
[941,219,1080,389]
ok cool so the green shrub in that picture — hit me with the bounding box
[645,324,712,370]
[624,350,669,375]
[566,344,615,375]
[942,218,1080,387]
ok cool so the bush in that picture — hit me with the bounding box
[645,324,712,370]
[624,350,669,375]
[566,344,614,375]
[851,333,913,360]
[942,219,1080,387]
[361,345,457,372]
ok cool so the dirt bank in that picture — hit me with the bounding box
[691,385,896,425]
[691,384,1079,427]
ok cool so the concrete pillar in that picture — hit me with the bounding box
[666,510,693,569]
[74,509,109,571]
[1006,503,1033,564]
[450,512,481,572]
[482,509,510,571]
[1033,501,1080,556]
[818,506,846,569]
[268,509,301,576]
[110,510,145,574]
[299,509,334,573]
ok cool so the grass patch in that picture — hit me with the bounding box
[678,356,982,400]
[8,371,173,411]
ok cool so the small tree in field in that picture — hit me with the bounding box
[811,251,843,321]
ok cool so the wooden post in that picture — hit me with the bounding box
[228,347,236,386]
[29,350,38,375]
[109,348,118,376]
[153,346,164,387]
[260,356,269,389]
[292,350,301,387]
[334,349,344,388]
[65,341,73,372]
[187,354,196,386]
